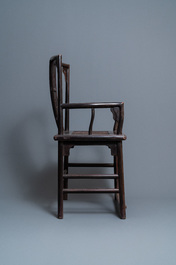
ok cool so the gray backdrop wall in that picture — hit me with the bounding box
[0,0,176,202]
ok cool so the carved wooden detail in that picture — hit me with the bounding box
[107,144,118,156]
[111,107,120,134]
[63,144,74,156]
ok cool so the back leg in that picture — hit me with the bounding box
[114,156,119,202]
[63,156,68,200]
[118,142,126,219]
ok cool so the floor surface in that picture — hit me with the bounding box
[0,196,176,265]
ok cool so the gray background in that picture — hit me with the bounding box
[0,0,176,264]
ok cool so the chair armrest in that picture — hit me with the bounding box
[61,102,124,135]
[61,102,124,109]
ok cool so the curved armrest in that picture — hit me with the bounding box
[61,102,124,109]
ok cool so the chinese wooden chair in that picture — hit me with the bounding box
[49,54,127,219]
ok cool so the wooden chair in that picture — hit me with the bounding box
[49,54,127,219]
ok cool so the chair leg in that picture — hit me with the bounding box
[58,142,64,219]
[64,156,68,200]
[114,156,119,201]
[118,142,126,219]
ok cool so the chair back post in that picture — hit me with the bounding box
[57,55,63,134]
[50,55,70,134]
[49,56,58,127]
[62,64,70,132]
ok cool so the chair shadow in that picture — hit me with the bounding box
[6,110,117,217]
[6,111,58,216]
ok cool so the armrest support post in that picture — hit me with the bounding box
[88,108,95,135]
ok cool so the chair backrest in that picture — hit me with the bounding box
[49,55,70,134]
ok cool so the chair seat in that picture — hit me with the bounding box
[54,131,127,142]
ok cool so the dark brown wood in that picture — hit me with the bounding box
[63,174,118,179]
[63,144,74,156]
[62,63,70,69]
[49,58,58,127]
[63,156,68,200]
[68,163,114,167]
[54,133,126,142]
[107,144,118,156]
[88,108,95,135]
[63,65,70,132]
[49,54,127,219]
[118,142,126,219]
[114,155,119,201]
[63,189,119,193]
[50,56,70,131]
[58,142,63,219]
[118,103,124,134]
[61,102,123,109]
[111,107,120,134]
[57,55,63,134]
